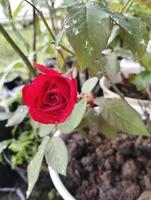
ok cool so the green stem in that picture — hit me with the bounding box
[120,0,134,13]
[24,0,75,56]
[45,0,58,34]
[105,73,126,102]
[32,5,37,62]
[0,23,36,77]
[60,44,75,56]
[10,20,30,52]
[5,0,30,52]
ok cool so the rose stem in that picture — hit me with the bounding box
[120,0,134,13]
[24,0,75,56]
[0,23,36,77]
[32,5,37,63]
[45,0,58,34]
[104,73,126,102]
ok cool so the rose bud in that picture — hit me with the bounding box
[22,64,77,124]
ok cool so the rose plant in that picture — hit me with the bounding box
[0,0,151,199]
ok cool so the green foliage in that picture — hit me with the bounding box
[107,25,120,46]
[45,136,68,175]
[99,116,117,139]
[108,12,149,58]
[38,124,56,137]
[6,105,28,127]
[0,0,12,19]
[12,0,24,20]
[82,77,99,93]
[0,139,12,153]
[8,131,38,166]
[65,0,111,69]
[86,108,99,131]
[26,136,50,199]
[58,99,87,133]
[100,98,150,136]
[141,54,151,71]
[132,71,151,91]
[55,30,65,47]
[102,53,120,78]
[139,14,151,30]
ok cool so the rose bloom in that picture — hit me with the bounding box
[22,64,77,124]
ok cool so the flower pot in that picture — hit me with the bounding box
[100,61,151,119]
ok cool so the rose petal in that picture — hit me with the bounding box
[35,63,61,76]
[30,108,67,124]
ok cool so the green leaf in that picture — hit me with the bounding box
[6,105,28,127]
[45,136,68,175]
[132,71,151,91]
[0,0,12,19]
[86,108,99,131]
[108,12,149,58]
[26,137,50,199]
[99,116,117,139]
[12,0,24,20]
[102,53,120,78]
[141,53,151,71]
[55,30,64,47]
[65,0,111,68]
[107,25,120,46]
[82,77,98,93]
[139,14,151,30]
[100,98,150,136]
[58,99,87,133]
[39,124,56,137]
[0,139,12,153]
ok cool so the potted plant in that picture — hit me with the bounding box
[1,0,151,199]
[100,0,151,118]
[100,53,151,119]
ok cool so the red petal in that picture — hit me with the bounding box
[35,63,61,76]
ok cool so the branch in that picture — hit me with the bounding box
[105,73,126,102]
[120,0,134,13]
[0,23,36,77]
[60,44,75,56]
[32,6,37,62]
[45,0,57,34]
[10,20,30,52]
[24,0,75,56]
[5,0,30,52]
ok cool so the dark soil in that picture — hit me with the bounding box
[61,132,151,200]
[110,83,149,100]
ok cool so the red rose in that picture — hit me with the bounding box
[22,64,77,124]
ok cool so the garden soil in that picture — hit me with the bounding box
[61,132,151,200]
[110,83,149,100]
